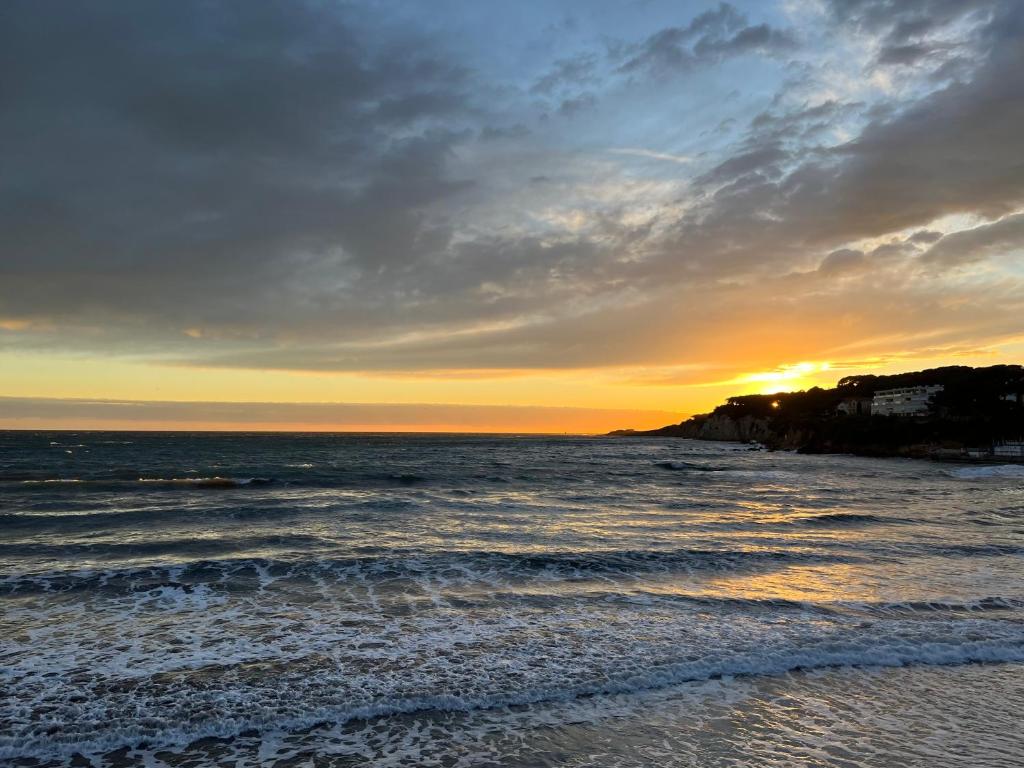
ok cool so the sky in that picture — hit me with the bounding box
[2,0,1023,432]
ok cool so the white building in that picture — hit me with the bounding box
[872,385,944,417]
[994,441,1024,459]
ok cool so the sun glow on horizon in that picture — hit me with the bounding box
[1,0,1023,433]
[731,362,834,395]
[4,341,1024,431]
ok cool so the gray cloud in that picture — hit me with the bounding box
[673,1,1024,266]
[921,212,1024,266]
[750,100,851,136]
[617,2,797,76]
[818,248,866,274]
[876,42,953,67]
[1,0,478,330]
[828,0,998,43]
[695,144,790,187]
[828,0,1000,75]
[908,230,943,244]
[805,20,1024,239]
[0,0,1022,378]
[557,92,598,117]
[530,53,599,95]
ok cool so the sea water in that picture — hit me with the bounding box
[1,432,1022,766]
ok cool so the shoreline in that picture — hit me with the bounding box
[611,431,1024,464]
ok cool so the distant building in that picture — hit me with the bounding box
[994,441,1024,459]
[872,385,944,417]
[837,397,872,417]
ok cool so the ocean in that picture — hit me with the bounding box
[1,431,1022,767]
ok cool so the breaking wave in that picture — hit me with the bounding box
[3,432,1023,765]
[947,464,1024,479]
[4,634,1023,762]
[0,547,860,595]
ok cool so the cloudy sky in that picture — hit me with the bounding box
[2,0,1023,431]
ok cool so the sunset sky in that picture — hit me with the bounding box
[2,0,1023,432]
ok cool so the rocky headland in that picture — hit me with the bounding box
[612,364,1024,460]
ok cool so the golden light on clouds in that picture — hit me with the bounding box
[732,362,834,395]
[1,0,1023,431]
[3,337,1023,432]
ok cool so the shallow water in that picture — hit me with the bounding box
[1,432,1022,766]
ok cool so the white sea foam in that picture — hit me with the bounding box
[46,663,1021,768]
[948,464,1024,479]
[3,548,1024,762]
[2,627,1022,762]
[3,434,1023,764]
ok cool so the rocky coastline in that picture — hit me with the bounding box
[611,364,1024,461]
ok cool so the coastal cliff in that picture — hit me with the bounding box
[632,413,776,442]
[611,364,1024,459]
[612,412,811,451]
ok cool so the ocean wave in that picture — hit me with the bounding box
[7,538,1018,596]
[2,433,1022,763]
[0,473,444,490]
[0,533,332,565]
[854,596,1024,615]
[654,461,730,472]
[0,503,312,532]
[4,635,1023,762]
[947,464,1024,479]
[697,512,910,529]
[790,512,894,526]
[1,475,277,489]
[437,589,1024,617]
[651,462,802,484]
[388,473,428,484]
[0,547,859,595]
[137,476,276,487]
[930,543,1024,557]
